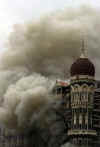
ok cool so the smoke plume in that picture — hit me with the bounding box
[0,4,99,132]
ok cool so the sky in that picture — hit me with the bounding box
[0,0,100,51]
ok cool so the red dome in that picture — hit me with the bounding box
[70,57,95,77]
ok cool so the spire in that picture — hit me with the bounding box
[80,38,87,58]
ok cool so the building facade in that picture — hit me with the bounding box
[69,46,97,146]
[53,44,100,146]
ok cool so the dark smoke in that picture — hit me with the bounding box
[0,4,99,147]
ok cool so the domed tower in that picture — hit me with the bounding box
[68,40,97,145]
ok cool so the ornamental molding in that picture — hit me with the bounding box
[70,75,95,80]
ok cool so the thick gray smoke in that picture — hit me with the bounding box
[0,74,54,130]
[0,5,99,132]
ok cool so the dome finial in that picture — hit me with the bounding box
[80,38,87,58]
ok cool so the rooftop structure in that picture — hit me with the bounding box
[53,41,100,147]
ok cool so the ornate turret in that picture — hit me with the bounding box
[68,40,97,145]
[70,40,95,77]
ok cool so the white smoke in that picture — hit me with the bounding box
[0,4,99,130]
[0,74,54,130]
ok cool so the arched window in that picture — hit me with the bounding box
[74,113,77,126]
[85,113,88,128]
[74,84,79,92]
[82,84,88,103]
[79,114,82,125]
[74,84,80,105]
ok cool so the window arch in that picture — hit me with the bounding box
[74,84,80,92]
[81,84,88,102]
[82,84,88,91]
